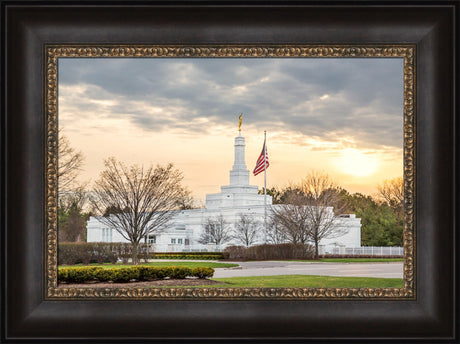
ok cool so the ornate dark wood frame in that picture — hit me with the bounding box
[46,45,416,300]
[2,2,455,342]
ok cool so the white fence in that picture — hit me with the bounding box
[321,246,403,256]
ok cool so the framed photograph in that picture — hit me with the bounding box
[49,46,413,299]
[2,1,456,342]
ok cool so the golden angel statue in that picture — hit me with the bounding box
[238,113,243,131]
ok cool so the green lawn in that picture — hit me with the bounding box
[58,261,239,269]
[150,275,404,288]
[207,275,404,288]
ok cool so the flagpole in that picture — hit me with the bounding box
[264,130,267,243]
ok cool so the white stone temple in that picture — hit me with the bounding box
[86,130,361,253]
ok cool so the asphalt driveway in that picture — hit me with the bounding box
[213,261,403,279]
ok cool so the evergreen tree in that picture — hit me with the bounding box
[58,190,90,242]
[345,192,403,246]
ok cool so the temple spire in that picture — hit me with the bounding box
[229,113,249,186]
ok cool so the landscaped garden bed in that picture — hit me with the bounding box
[59,278,225,288]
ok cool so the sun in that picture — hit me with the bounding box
[336,148,379,177]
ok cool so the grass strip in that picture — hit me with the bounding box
[149,275,403,288]
[208,275,404,288]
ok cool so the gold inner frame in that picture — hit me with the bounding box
[45,45,416,299]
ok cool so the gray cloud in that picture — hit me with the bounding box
[59,57,403,149]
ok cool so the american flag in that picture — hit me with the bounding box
[253,140,269,176]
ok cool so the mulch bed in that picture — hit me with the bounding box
[58,278,226,288]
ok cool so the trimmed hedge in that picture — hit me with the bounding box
[58,266,103,283]
[223,243,316,260]
[58,266,214,283]
[153,252,223,257]
[192,266,214,279]
[150,254,222,260]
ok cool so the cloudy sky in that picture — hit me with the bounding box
[58,57,403,202]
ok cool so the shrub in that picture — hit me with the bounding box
[58,243,92,265]
[58,242,152,265]
[150,254,222,260]
[59,244,227,266]
[159,266,174,278]
[58,265,215,283]
[169,267,192,279]
[91,242,118,264]
[223,243,316,260]
[58,266,103,283]
[58,242,114,265]
[152,252,223,260]
[111,267,141,283]
[155,252,222,256]
[138,266,159,280]
[192,267,214,279]
[94,268,113,282]
[222,246,247,260]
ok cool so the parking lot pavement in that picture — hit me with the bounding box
[213,261,403,279]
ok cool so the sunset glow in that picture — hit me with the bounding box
[58,58,403,202]
[336,148,380,177]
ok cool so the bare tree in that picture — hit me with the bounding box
[300,172,350,258]
[58,134,85,192]
[90,157,189,264]
[266,217,288,244]
[59,186,88,212]
[57,134,91,242]
[234,214,261,247]
[198,215,233,249]
[377,176,404,221]
[271,193,311,245]
[175,188,196,210]
[272,172,349,258]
